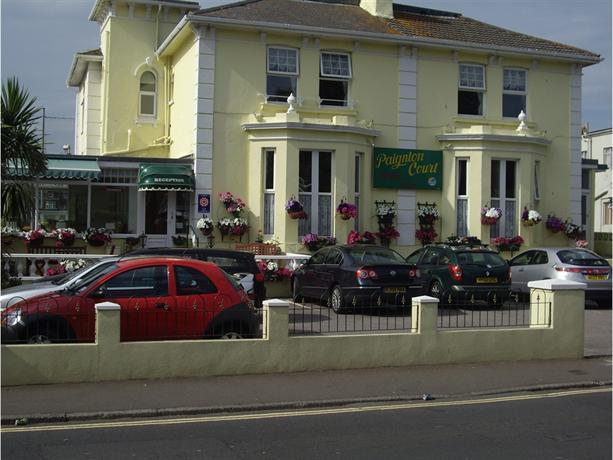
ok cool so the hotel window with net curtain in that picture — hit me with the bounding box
[299,151,333,237]
[263,149,275,235]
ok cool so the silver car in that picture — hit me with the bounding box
[0,257,120,310]
[509,247,611,307]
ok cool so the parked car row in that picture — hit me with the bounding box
[1,244,610,343]
[292,243,611,310]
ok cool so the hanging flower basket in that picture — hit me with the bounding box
[286,196,307,220]
[521,208,542,227]
[197,217,214,236]
[545,215,566,233]
[336,201,357,220]
[481,206,502,225]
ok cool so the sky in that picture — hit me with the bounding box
[1,0,611,154]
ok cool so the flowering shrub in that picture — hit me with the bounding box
[24,228,48,246]
[545,215,566,233]
[301,233,336,252]
[336,201,357,220]
[172,235,188,246]
[481,206,502,225]
[285,196,307,219]
[52,227,77,247]
[347,230,376,245]
[377,226,400,242]
[491,235,524,252]
[196,217,214,236]
[521,208,542,226]
[415,227,437,245]
[575,240,588,248]
[257,259,293,281]
[83,227,113,246]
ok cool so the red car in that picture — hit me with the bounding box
[1,257,260,343]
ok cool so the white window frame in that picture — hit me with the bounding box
[502,67,527,118]
[138,71,157,118]
[320,52,352,79]
[267,46,299,75]
[458,63,485,116]
[456,158,469,236]
[603,147,612,168]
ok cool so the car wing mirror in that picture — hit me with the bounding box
[91,286,107,298]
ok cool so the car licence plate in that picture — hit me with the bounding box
[586,275,607,281]
[384,287,406,293]
[476,277,497,283]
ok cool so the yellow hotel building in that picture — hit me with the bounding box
[57,0,603,254]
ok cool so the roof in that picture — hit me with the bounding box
[67,48,103,87]
[187,0,599,63]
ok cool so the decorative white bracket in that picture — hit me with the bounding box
[516,110,528,132]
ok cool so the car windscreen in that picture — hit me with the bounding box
[68,263,119,294]
[456,251,507,267]
[556,249,609,266]
[346,247,407,265]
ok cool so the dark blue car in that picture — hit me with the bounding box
[291,245,424,313]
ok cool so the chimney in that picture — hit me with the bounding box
[360,0,394,19]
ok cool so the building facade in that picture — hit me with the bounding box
[59,0,601,254]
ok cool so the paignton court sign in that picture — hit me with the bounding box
[373,148,443,190]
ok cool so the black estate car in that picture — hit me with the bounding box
[292,245,423,313]
[406,243,511,305]
[127,248,265,307]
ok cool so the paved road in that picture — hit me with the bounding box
[3,389,610,460]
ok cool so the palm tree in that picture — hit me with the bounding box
[1,77,47,225]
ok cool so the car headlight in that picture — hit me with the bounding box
[4,308,22,327]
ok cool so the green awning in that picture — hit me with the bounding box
[138,163,194,191]
[5,157,101,180]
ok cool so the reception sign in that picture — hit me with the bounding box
[373,148,443,190]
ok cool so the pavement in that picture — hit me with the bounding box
[2,356,612,426]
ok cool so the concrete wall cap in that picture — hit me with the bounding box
[412,295,440,304]
[263,299,290,307]
[528,279,587,290]
[95,302,121,311]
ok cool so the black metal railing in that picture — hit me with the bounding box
[289,292,415,336]
[437,290,551,329]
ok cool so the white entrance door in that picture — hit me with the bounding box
[144,191,191,248]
